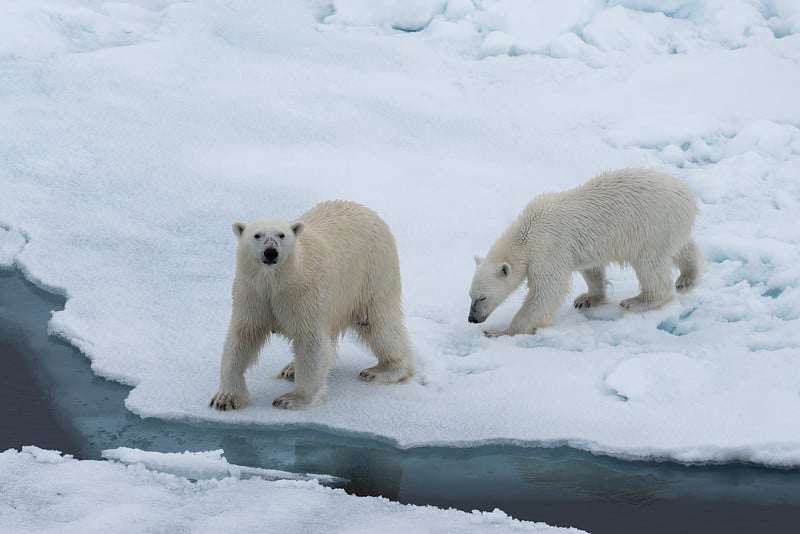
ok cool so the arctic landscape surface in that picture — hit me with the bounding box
[1,446,581,534]
[1,0,799,530]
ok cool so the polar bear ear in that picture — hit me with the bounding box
[474,255,485,266]
[232,222,246,238]
[499,263,510,278]
[290,220,305,237]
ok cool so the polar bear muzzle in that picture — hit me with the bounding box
[468,297,488,323]
[262,247,279,265]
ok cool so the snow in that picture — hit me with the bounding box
[0,226,28,267]
[1,0,800,480]
[100,447,343,484]
[0,447,581,534]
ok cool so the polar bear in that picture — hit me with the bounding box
[468,168,703,337]
[210,200,414,410]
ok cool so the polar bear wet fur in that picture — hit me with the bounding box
[210,200,414,410]
[469,168,703,337]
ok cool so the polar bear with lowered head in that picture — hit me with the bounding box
[469,168,703,337]
[210,200,414,410]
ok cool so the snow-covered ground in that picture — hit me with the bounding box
[1,447,582,533]
[1,0,800,504]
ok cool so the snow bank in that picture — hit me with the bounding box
[0,447,582,534]
[101,447,342,483]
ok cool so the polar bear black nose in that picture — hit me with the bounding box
[263,248,278,263]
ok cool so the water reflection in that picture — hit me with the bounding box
[510,454,670,505]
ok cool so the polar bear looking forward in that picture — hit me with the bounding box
[211,200,414,410]
[468,168,703,337]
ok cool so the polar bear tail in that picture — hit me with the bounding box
[673,239,703,293]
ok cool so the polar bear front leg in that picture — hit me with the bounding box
[485,292,542,337]
[210,319,269,411]
[272,336,334,409]
[486,275,568,337]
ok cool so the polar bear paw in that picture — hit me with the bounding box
[210,390,247,411]
[276,361,295,381]
[359,364,413,384]
[272,392,312,410]
[675,274,695,293]
[484,328,513,338]
[574,293,607,309]
[620,296,672,312]
[483,327,536,338]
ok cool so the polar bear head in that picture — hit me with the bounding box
[468,256,517,323]
[233,217,305,267]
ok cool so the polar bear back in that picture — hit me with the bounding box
[508,168,698,268]
[294,200,402,333]
[299,200,399,272]
[301,199,396,246]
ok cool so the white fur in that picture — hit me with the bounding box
[469,168,703,337]
[211,200,414,410]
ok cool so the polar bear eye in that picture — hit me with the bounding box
[254,233,262,239]
[478,296,487,302]
[278,233,285,239]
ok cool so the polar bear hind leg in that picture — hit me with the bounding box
[674,239,703,293]
[574,267,608,309]
[272,336,335,409]
[276,360,295,381]
[621,256,675,312]
[357,308,414,384]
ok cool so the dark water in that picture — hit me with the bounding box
[2,267,799,534]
